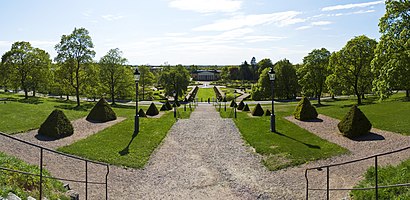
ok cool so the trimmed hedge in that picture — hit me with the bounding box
[86,98,117,122]
[243,104,250,111]
[338,105,372,138]
[252,103,264,116]
[230,100,237,108]
[237,100,245,110]
[160,104,168,111]
[265,109,271,116]
[38,109,73,139]
[293,97,318,121]
[138,109,147,117]
[146,103,159,116]
[165,100,172,110]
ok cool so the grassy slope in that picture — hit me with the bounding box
[196,88,216,102]
[316,93,410,135]
[220,103,347,170]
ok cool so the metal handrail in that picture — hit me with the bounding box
[0,131,110,200]
[305,146,410,200]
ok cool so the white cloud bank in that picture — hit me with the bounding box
[322,1,384,11]
[169,0,242,13]
[102,14,124,21]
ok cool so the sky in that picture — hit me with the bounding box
[0,0,386,65]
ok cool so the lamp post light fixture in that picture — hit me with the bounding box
[133,68,141,135]
[268,67,276,132]
[173,90,177,119]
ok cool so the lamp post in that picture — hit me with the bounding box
[268,67,276,132]
[134,68,140,135]
[173,90,177,119]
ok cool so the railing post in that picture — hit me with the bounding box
[85,160,88,200]
[106,165,109,200]
[326,166,330,200]
[375,156,378,200]
[305,169,309,200]
[39,148,43,200]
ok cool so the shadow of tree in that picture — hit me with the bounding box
[276,131,321,149]
[16,97,43,104]
[54,103,93,111]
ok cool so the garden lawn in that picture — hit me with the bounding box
[0,93,89,134]
[219,103,347,170]
[316,93,410,136]
[58,104,193,168]
[196,88,215,102]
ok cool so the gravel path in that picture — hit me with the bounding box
[0,107,409,199]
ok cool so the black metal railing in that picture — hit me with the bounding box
[305,146,410,200]
[0,131,109,200]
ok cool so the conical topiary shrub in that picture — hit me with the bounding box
[165,100,172,110]
[86,98,117,122]
[265,109,271,116]
[252,103,264,116]
[38,109,73,139]
[139,109,147,117]
[175,100,181,107]
[160,104,168,111]
[293,97,318,121]
[243,104,250,111]
[146,103,159,116]
[237,100,245,110]
[230,100,236,107]
[338,105,372,138]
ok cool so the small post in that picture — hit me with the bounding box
[86,161,88,200]
[326,166,329,200]
[375,156,378,200]
[39,148,43,200]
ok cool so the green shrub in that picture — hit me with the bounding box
[165,100,172,110]
[230,100,237,107]
[243,104,250,111]
[175,100,181,107]
[338,105,372,138]
[138,109,147,117]
[38,109,73,139]
[160,104,168,111]
[265,109,271,116]
[146,103,159,116]
[237,100,245,110]
[293,97,318,121]
[86,98,117,122]
[252,103,264,116]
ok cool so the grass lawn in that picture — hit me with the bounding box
[0,93,89,134]
[219,103,348,170]
[58,104,193,168]
[351,158,410,199]
[316,93,410,136]
[196,88,216,102]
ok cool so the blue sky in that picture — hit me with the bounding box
[0,0,385,65]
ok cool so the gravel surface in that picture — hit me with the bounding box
[0,108,408,200]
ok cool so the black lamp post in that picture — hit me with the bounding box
[234,93,237,118]
[134,68,140,135]
[173,90,177,119]
[268,67,276,132]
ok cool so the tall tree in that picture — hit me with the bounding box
[138,65,155,100]
[273,59,299,99]
[257,58,273,75]
[83,62,103,101]
[99,48,127,105]
[55,27,95,107]
[239,61,253,81]
[372,0,410,100]
[29,48,51,96]
[251,67,272,100]
[250,57,258,80]
[158,65,190,99]
[329,35,377,105]
[298,48,331,105]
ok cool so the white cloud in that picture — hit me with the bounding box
[322,1,383,11]
[168,0,242,13]
[296,26,312,30]
[194,11,305,31]
[101,14,124,21]
[311,21,332,26]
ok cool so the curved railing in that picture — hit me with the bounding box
[0,131,109,200]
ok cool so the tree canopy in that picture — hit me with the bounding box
[158,65,190,99]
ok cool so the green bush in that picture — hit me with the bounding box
[160,104,168,111]
[86,98,117,122]
[138,109,147,117]
[165,100,172,110]
[146,103,159,116]
[265,109,271,116]
[237,100,245,110]
[243,104,250,111]
[338,105,372,138]
[38,109,73,139]
[252,103,264,116]
[230,100,237,107]
[293,97,318,121]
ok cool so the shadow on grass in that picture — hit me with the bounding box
[313,103,330,107]
[111,103,135,110]
[17,97,43,104]
[119,132,138,156]
[54,103,93,111]
[275,131,321,149]
[350,132,385,141]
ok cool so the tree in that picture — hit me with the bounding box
[298,48,331,105]
[55,27,95,107]
[372,0,410,100]
[257,58,273,76]
[273,59,299,99]
[29,48,51,96]
[138,65,155,100]
[329,35,377,105]
[99,48,127,105]
[83,62,103,101]
[251,68,272,100]
[250,57,258,80]
[239,61,253,81]
[158,65,190,99]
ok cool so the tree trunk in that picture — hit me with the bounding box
[32,88,36,97]
[75,61,80,107]
[331,94,335,99]
[317,95,321,105]
[361,93,365,100]
[355,90,362,105]
[24,89,28,99]
[66,95,69,101]
[111,87,115,105]
[406,89,409,100]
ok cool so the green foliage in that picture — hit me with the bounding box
[251,68,271,100]
[273,59,299,99]
[337,105,372,138]
[0,152,69,200]
[146,103,159,116]
[239,60,253,80]
[38,109,74,139]
[257,58,273,76]
[351,158,410,199]
[86,98,117,122]
[252,103,264,116]
[293,97,318,121]
[138,108,146,117]
[158,65,190,98]
[138,65,156,100]
[265,109,271,116]
[243,104,250,111]
[237,100,245,110]
[329,35,377,105]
